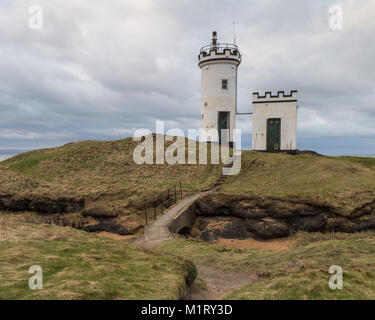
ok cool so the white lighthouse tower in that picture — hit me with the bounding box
[198,31,241,145]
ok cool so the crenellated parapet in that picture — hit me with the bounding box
[252,90,297,104]
[198,43,241,68]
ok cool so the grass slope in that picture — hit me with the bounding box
[0,138,221,199]
[221,152,375,212]
[336,156,375,169]
[157,232,375,300]
[0,213,195,300]
[0,137,221,219]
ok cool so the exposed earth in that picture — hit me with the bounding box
[186,264,257,300]
[214,237,295,251]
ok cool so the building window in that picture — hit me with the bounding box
[222,79,228,90]
[202,114,204,119]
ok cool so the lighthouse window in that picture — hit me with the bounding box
[222,79,228,90]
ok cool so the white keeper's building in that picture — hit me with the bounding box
[252,91,298,152]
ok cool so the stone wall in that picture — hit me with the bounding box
[168,203,196,234]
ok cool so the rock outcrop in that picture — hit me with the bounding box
[82,221,132,235]
[192,193,375,240]
[0,195,135,236]
[0,195,85,214]
[82,207,119,218]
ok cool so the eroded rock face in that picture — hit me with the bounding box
[326,218,357,233]
[29,200,64,213]
[82,207,119,218]
[289,215,327,232]
[357,218,375,231]
[246,218,290,239]
[2,198,30,211]
[82,221,132,235]
[193,216,248,241]
[0,194,141,237]
[192,193,375,240]
[0,195,85,214]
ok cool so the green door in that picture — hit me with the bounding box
[267,118,281,152]
[218,112,230,144]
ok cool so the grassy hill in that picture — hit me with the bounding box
[221,152,375,213]
[0,137,220,205]
[0,137,221,228]
[0,213,196,299]
[1,139,374,227]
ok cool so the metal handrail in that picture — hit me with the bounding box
[143,181,183,226]
[200,43,239,54]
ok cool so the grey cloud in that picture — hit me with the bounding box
[0,0,374,155]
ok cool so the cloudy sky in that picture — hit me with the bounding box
[0,0,374,156]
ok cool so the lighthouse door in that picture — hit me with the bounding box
[267,118,281,152]
[218,112,230,144]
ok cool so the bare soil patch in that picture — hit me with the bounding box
[96,232,135,241]
[215,237,296,251]
[186,264,257,300]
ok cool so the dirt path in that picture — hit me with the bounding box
[215,237,296,251]
[186,264,257,300]
[185,237,296,299]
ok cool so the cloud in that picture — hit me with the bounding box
[0,0,374,155]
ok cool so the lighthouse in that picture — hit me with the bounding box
[198,31,241,145]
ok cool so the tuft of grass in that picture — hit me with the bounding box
[194,277,208,291]
[0,214,195,300]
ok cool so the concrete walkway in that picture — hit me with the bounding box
[135,189,215,250]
